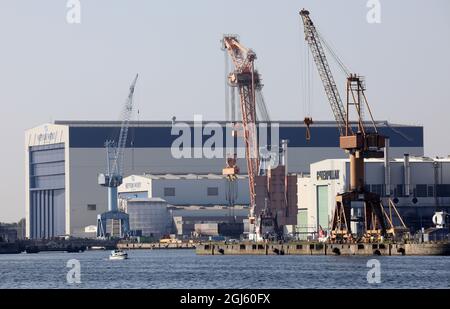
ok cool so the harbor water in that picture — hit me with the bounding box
[0,249,449,289]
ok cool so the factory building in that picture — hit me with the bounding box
[171,206,249,237]
[194,222,244,238]
[25,120,423,238]
[123,198,171,239]
[118,174,250,206]
[297,156,450,238]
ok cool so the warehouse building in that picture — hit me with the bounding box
[25,120,423,238]
[297,155,450,238]
[118,174,250,206]
[194,222,244,238]
[123,198,171,239]
[171,205,249,237]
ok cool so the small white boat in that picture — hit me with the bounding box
[109,249,128,260]
[90,246,106,250]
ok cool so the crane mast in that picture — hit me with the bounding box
[222,36,260,221]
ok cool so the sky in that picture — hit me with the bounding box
[0,0,449,222]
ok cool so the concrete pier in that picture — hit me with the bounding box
[196,242,450,256]
[0,239,118,254]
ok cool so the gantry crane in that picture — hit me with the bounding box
[97,74,138,238]
[299,10,406,242]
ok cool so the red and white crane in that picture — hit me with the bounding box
[221,35,261,230]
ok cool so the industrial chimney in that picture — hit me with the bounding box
[281,139,289,175]
[384,138,391,196]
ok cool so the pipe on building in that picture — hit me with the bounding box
[281,139,289,175]
[404,153,410,197]
[384,138,391,196]
[433,160,440,207]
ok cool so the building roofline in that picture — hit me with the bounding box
[315,156,450,164]
[127,197,167,203]
[53,120,421,128]
[126,173,248,180]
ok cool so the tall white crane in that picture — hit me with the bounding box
[97,74,138,238]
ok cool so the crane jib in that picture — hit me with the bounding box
[107,74,139,180]
[300,11,348,135]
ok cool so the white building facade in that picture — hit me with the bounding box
[297,156,450,238]
[118,174,250,206]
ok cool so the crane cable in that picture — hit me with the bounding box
[299,27,315,141]
[307,38,311,116]
[300,30,310,119]
[316,28,370,124]
[316,28,351,77]
[224,48,230,122]
[309,42,314,118]
[301,30,314,119]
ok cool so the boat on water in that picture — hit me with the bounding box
[90,246,106,250]
[109,249,128,260]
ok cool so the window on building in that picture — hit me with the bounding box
[396,184,404,197]
[87,204,96,211]
[416,184,428,197]
[428,185,434,197]
[370,184,384,196]
[436,184,450,197]
[207,187,219,196]
[164,187,176,197]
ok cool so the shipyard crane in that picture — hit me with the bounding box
[221,36,260,229]
[222,36,294,241]
[299,10,406,242]
[97,74,138,238]
[222,35,286,240]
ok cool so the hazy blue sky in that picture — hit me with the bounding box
[0,0,449,222]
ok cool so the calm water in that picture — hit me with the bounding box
[0,249,449,289]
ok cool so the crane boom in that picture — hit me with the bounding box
[300,9,348,135]
[100,74,138,193]
[222,35,259,216]
[111,74,139,178]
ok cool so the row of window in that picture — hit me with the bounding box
[365,184,450,197]
[85,187,221,211]
[30,161,65,177]
[29,143,64,152]
[30,148,65,164]
[30,175,65,190]
[163,187,219,197]
[29,145,65,190]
